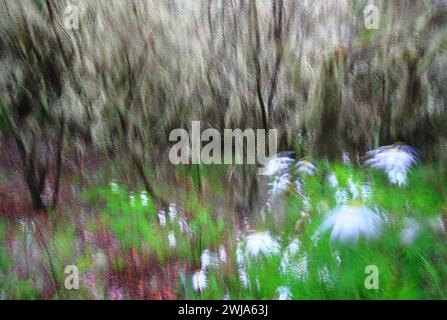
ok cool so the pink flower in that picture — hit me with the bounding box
[109,286,125,300]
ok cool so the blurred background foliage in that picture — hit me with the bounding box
[1,0,447,210]
[0,0,447,300]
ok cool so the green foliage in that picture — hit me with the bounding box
[183,163,447,300]
[0,0,447,300]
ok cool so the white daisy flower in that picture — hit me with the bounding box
[365,142,419,186]
[388,169,407,186]
[168,231,176,248]
[276,286,292,300]
[296,158,316,175]
[260,152,294,176]
[192,270,207,292]
[245,232,280,258]
[316,201,384,244]
[269,173,291,197]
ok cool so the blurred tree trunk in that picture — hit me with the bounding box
[52,114,65,209]
[250,0,269,131]
[2,109,49,211]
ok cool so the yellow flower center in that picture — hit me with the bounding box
[346,200,363,207]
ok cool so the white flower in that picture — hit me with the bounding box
[287,238,301,255]
[360,183,372,201]
[168,231,176,248]
[192,270,207,292]
[328,173,338,188]
[269,173,291,197]
[178,219,185,231]
[129,193,135,207]
[260,153,294,176]
[291,254,309,281]
[158,210,166,227]
[333,251,342,266]
[168,203,177,222]
[219,246,227,264]
[348,178,359,200]
[343,151,350,165]
[236,242,245,266]
[40,186,53,207]
[280,240,301,274]
[245,232,280,258]
[280,241,308,281]
[335,189,349,205]
[276,286,292,300]
[212,253,221,269]
[295,179,302,193]
[400,217,420,246]
[297,131,304,144]
[140,191,149,206]
[311,232,321,246]
[316,201,384,244]
[365,142,419,186]
[302,196,312,211]
[178,218,191,235]
[319,265,334,289]
[200,249,213,270]
[238,268,250,289]
[388,169,407,186]
[110,181,119,194]
[296,158,316,175]
[266,201,273,214]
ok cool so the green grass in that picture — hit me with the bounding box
[0,163,446,299]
